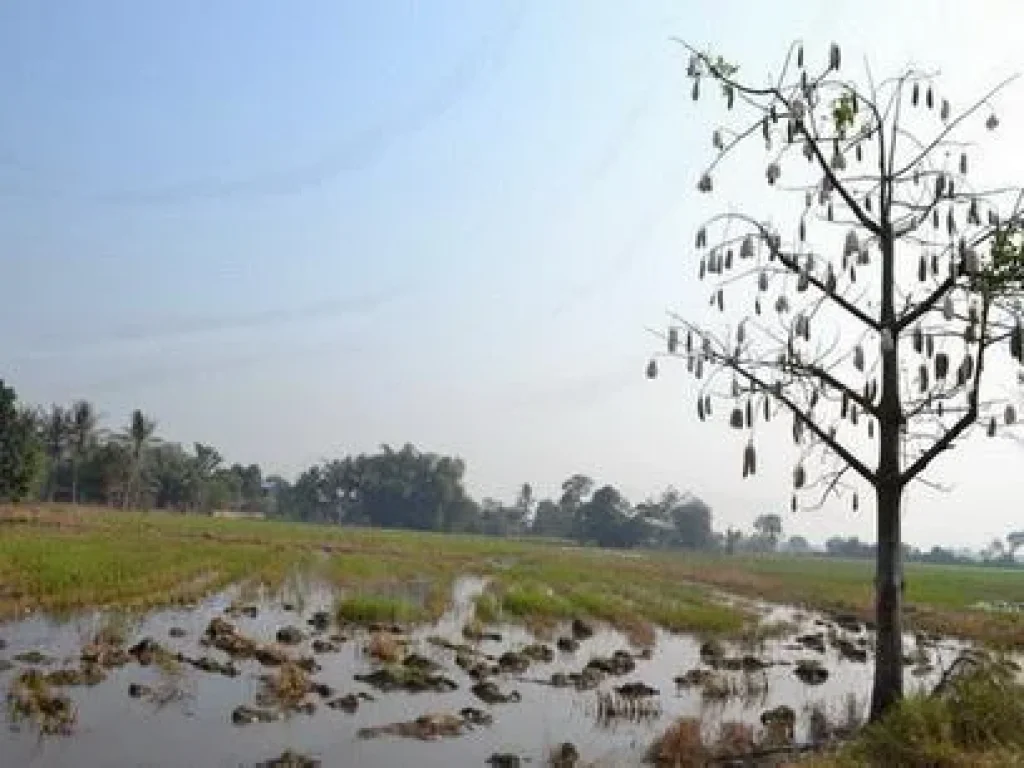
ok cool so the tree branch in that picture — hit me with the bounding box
[900,294,991,484]
[706,349,876,484]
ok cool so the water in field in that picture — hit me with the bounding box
[0,576,970,767]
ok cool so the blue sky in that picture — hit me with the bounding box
[2,1,1023,548]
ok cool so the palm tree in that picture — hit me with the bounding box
[190,443,222,513]
[118,409,159,509]
[41,404,70,501]
[68,400,98,504]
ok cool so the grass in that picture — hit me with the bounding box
[804,655,1024,767]
[2,504,1024,647]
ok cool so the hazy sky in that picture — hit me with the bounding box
[2,1,1022,549]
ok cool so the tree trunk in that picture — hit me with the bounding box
[870,480,903,720]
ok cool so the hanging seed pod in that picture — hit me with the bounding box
[775,295,790,313]
[825,263,837,293]
[935,352,949,380]
[797,45,804,68]
[698,173,713,193]
[725,85,735,109]
[1011,322,1023,361]
[697,397,705,421]
[827,202,834,221]
[763,396,771,422]
[741,235,755,260]
[931,251,940,277]
[1006,405,1018,425]
[962,354,974,381]
[920,364,929,394]
[737,321,746,346]
[712,129,724,151]
[742,441,757,478]
[686,330,693,353]
[968,199,980,225]
[926,86,934,109]
[730,407,744,429]
[932,208,940,230]
[926,334,935,358]
[988,416,997,437]
[841,392,849,419]
[692,79,700,101]
[793,464,806,489]
[865,194,871,212]
[987,114,999,131]
[695,357,704,379]
[941,99,950,120]
[938,401,944,417]
[646,359,658,379]
[918,253,927,282]
[844,229,859,257]
[731,377,741,398]
[870,379,878,402]
[960,153,968,175]
[798,268,810,292]
[725,249,733,270]
[948,178,955,198]
[754,298,762,316]
[793,414,803,445]
[946,208,956,236]
[831,148,846,171]
[850,405,859,425]
[829,43,841,71]
[868,419,875,438]
[850,265,857,283]
[858,247,870,266]
[852,493,859,512]
[791,495,798,513]
[911,82,920,106]
[965,322,976,344]
[766,162,781,185]
[745,400,753,428]
[856,144,863,162]
[686,355,694,374]
[799,219,806,242]
[956,365,966,388]
[943,295,954,321]
[704,394,712,415]
[717,289,724,312]
[698,258,706,281]
[854,345,865,371]
[913,325,924,354]
[810,390,819,409]
[668,328,679,353]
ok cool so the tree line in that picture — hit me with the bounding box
[0,378,720,549]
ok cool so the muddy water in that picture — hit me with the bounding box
[0,576,967,767]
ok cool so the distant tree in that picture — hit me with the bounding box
[670,495,714,549]
[531,499,574,539]
[68,400,98,504]
[515,482,534,524]
[649,41,1024,717]
[982,538,1007,563]
[1007,530,1024,560]
[0,380,44,502]
[725,527,742,555]
[559,474,594,513]
[786,535,811,554]
[117,409,159,509]
[576,485,631,547]
[754,514,784,550]
[40,404,70,501]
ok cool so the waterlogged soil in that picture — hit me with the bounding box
[0,577,968,767]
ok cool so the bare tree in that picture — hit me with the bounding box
[648,41,1024,719]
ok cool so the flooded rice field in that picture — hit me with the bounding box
[0,575,969,767]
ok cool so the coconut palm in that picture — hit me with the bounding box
[117,409,159,509]
[68,400,98,504]
[40,404,70,501]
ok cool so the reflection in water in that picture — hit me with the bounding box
[0,575,976,767]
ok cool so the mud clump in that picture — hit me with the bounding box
[358,710,490,741]
[44,664,106,687]
[256,750,321,768]
[836,637,868,663]
[616,681,658,698]
[312,639,342,654]
[0,659,14,673]
[461,706,493,726]
[471,681,521,704]
[486,754,522,767]
[794,659,829,685]
[203,617,291,667]
[178,653,239,677]
[674,668,714,688]
[355,665,458,694]
[81,642,130,668]
[521,643,554,663]
[231,704,280,726]
[128,682,152,699]
[833,614,863,633]
[7,669,77,735]
[276,626,305,645]
[556,636,579,653]
[307,611,331,632]
[129,637,174,666]
[13,650,53,666]
[571,618,594,640]
[327,693,373,713]
[463,624,503,643]
[168,627,187,639]
[796,632,826,654]
[497,650,530,674]
[760,704,796,742]
[366,631,406,664]
[550,742,580,767]
[585,650,635,676]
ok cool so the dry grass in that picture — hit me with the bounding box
[365,632,405,664]
[647,717,707,766]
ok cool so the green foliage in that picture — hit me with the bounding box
[0,381,44,501]
[335,594,421,624]
[831,93,857,135]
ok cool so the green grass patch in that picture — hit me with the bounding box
[335,594,421,624]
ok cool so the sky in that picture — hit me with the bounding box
[1,0,1023,549]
